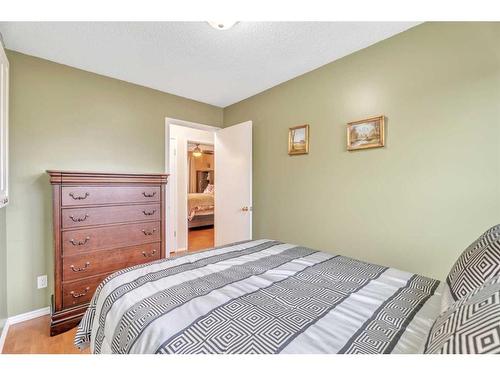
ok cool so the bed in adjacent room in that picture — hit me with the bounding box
[188,191,214,228]
[74,224,500,354]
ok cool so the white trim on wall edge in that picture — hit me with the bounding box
[0,306,50,353]
[0,321,8,353]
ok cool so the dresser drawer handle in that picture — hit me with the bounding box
[69,192,90,200]
[142,191,156,198]
[142,249,157,258]
[69,214,89,222]
[69,236,90,246]
[70,262,90,272]
[142,209,156,216]
[142,228,157,236]
[70,287,90,299]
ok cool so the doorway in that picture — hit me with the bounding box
[187,142,215,251]
[165,118,253,256]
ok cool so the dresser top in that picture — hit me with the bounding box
[46,170,169,184]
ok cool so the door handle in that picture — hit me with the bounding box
[242,206,252,212]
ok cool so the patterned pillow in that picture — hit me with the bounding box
[203,184,214,194]
[425,274,500,354]
[446,224,500,301]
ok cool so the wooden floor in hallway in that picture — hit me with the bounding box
[188,226,214,252]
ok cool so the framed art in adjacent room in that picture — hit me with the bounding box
[347,115,385,151]
[288,124,309,155]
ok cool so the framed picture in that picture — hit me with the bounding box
[346,115,385,151]
[288,124,309,155]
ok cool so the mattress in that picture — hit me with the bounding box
[188,193,214,220]
[192,209,214,217]
[75,239,443,354]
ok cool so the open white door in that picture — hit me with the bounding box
[215,121,252,246]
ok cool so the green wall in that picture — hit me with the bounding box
[5,51,222,316]
[224,22,500,280]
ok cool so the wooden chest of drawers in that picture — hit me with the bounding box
[47,171,168,336]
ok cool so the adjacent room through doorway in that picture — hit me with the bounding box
[167,121,217,255]
[187,142,215,251]
[166,118,253,256]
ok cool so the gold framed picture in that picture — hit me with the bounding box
[288,124,309,155]
[347,115,385,151]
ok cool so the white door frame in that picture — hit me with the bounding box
[165,117,219,255]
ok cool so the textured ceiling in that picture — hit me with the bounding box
[0,22,419,107]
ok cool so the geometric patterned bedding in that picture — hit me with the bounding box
[446,224,500,301]
[74,240,442,354]
[425,274,500,354]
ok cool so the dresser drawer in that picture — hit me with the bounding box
[62,203,160,229]
[61,186,160,206]
[62,274,109,309]
[62,221,161,255]
[62,243,161,281]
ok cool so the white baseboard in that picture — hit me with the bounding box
[7,306,50,325]
[0,306,50,353]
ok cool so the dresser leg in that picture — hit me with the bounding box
[50,304,88,336]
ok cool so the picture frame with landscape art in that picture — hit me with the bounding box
[288,124,309,155]
[347,115,385,151]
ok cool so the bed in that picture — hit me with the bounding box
[188,192,214,228]
[74,239,445,354]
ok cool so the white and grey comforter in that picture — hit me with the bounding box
[75,240,443,354]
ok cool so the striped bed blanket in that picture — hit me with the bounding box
[75,240,443,354]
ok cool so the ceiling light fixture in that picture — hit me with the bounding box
[192,144,203,157]
[208,21,238,30]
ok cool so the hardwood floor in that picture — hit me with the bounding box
[2,315,89,354]
[2,228,214,354]
[188,226,214,252]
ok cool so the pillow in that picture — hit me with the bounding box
[446,224,500,302]
[425,274,500,354]
[203,184,214,194]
